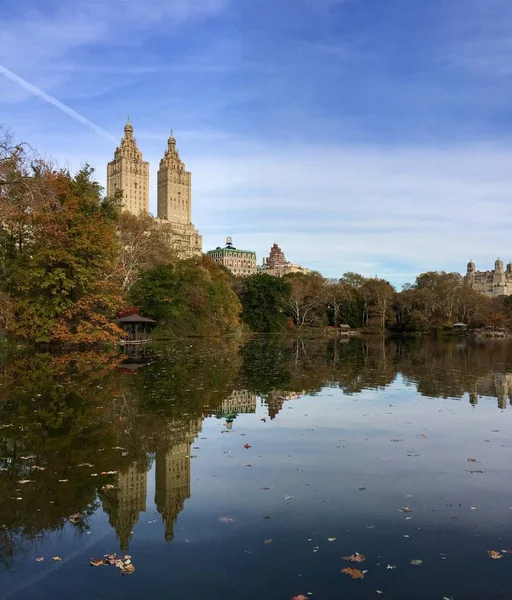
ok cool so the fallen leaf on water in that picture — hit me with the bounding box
[76,463,94,468]
[101,484,115,492]
[468,470,484,474]
[261,418,266,423]
[359,487,367,491]
[58,479,68,483]
[399,506,412,513]
[52,556,62,562]
[18,480,34,484]
[35,557,44,562]
[291,595,308,600]
[218,517,235,523]
[376,591,383,595]
[470,506,477,510]
[341,567,366,579]
[342,553,365,563]
[488,550,503,559]
[327,537,336,542]
[263,516,271,520]
[284,495,293,501]
[244,443,252,449]
[261,487,272,491]
[467,458,477,463]
[121,563,135,575]
[410,559,423,566]
[264,539,272,544]
[31,466,46,471]
[386,564,396,569]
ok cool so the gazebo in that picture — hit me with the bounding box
[117,314,156,344]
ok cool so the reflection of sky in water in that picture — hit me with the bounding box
[2,341,512,600]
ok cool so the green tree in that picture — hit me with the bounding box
[241,273,291,332]
[130,256,242,337]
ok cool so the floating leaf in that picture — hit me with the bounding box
[342,553,365,563]
[244,443,252,449]
[218,516,235,523]
[327,537,337,542]
[488,550,504,559]
[264,539,272,544]
[52,556,62,562]
[341,567,366,579]
[291,595,308,600]
[284,495,293,501]
[410,559,423,566]
[467,458,477,463]
[399,506,412,513]
[18,480,34,484]
[386,564,396,569]
[35,557,45,563]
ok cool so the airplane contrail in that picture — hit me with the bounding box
[0,64,117,143]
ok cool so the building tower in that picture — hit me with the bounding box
[157,131,191,224]
[156,131,202,258]
[494,258,505,288]
[107,119,150,215]
[466,260,475,286]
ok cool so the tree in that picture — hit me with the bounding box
[325,279,351,327]
[130,256,242,337]
[115,212,176,292]
[0,155,123,344]
[240,273,291,333]
[286,273,326,327]
[364,278,395,331]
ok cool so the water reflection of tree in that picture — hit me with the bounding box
[1,338,512,567]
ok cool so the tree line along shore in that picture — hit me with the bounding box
[1,131,511,345]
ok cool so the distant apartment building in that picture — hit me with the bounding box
[207,237,257,277]
[259,243,310,277]
[465,259,512,297]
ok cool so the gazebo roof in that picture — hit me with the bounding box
[117,314,156,324]
[339,323,351,328]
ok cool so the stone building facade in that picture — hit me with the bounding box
[107,119,150,214]
[465,259,512,297]
[107,122,202,259]
[259,243,310,278]
[207,237,257,277]
[156,131,202,259]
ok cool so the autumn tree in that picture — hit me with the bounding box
[0,147,123,344]
[325,279,351,327]
[285,272,327,327]
[115,212,176,292]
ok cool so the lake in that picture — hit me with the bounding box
[1,337,512,600]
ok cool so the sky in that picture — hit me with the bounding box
[1,0,511,287]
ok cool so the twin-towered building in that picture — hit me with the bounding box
[107,119,202,258]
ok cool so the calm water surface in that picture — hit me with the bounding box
[1,337,512,600]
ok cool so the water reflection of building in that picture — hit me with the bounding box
[218,390,257,417]
[155,417,202,543]
[101,417,202,550]
[469,373,512,409]
[102,462,147,552]
[264,391,304,420]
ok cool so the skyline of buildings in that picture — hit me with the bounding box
[107,122,311,276]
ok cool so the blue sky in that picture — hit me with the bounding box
[1,0,511,286]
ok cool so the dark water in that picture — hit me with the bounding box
[1,337,512,600]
